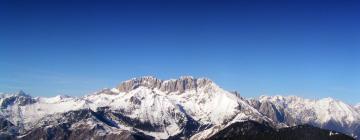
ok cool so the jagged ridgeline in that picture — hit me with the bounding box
[0,76,358,140]
[117,76,213,93]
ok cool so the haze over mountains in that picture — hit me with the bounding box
[0,76,359,140]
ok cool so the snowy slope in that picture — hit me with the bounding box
[85,87,191,139]
[0,93,89,130]
[256,95,360,139]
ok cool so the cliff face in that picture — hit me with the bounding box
[116,76,213,93]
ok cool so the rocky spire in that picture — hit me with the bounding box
[116,76,213,93]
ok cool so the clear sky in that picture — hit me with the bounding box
[0,0,359,104]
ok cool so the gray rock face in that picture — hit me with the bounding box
[117,76,213,93]
[247,99,297,126]
[0,118,18,140]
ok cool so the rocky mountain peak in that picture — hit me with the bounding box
[0,90,32,99]
[0,91,35,108]
[17,90,27,96]
[116,76,214,93]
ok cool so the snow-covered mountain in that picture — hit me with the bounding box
[249,95,360,139]
[0,76,357,140]
[0,76,272,139]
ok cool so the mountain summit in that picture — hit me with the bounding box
[117,76,213,93]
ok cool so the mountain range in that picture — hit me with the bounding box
[0,76,359,140]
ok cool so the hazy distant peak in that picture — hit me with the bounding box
[0,90,31,98]
[0,90,35,108]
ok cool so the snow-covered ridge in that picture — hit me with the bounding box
[0,92,87,129]
[258,95,360,124]
[256,95,360,139]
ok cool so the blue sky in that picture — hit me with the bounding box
[0,0,359,104]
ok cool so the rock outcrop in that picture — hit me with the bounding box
[117,76,213,93]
